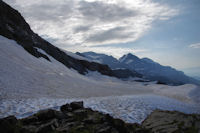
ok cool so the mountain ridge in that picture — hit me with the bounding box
[79,52,200,85]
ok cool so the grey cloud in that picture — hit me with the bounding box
[19,2,74,22]
[86,27,132,43]
[6,0,178,47]
[78,1,138,22]
[4,0,16,5]
[74,25,91,33]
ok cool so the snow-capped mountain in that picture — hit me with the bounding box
[77,52,142,78]
[80,52,199,85]
[120,53,199,85]
[77,52,124,69]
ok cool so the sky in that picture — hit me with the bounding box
[5,0,200,74]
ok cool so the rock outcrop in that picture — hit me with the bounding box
[142,110,200,133]
[0,101,151,133]
[1,102,199,133]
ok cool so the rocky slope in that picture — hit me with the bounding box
[0,0,140,79]
[142,110,200,133]
[1,101,199,133]
[0,101,151,133]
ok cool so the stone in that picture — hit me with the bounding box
[34,109,57,121]
[96,125,112,133]
[142,110,200,133]
[36,119,58,133]
[60,103,72,113]
[70,101,84,110]
[0,116,18,133]
[21,115,38,125]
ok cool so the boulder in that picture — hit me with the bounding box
[36,119,58,133]
[142,109,200,133]
[70,101,84,110]
[34,109,57,121]
[60,103,72,113]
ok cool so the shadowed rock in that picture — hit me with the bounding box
[0,101,151,133]
[142,109,200,133]
[1,102,199,133]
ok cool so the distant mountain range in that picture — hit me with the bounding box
[78,52,200,85]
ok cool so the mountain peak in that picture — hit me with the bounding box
[125,53,139,59]
[119,53,139,63]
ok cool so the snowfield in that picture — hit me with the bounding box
[0,36,200,123]
[1,95,200,123]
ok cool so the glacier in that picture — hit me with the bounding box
[0,35,199,123]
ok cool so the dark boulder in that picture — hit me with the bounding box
[142,109,200,133]
[21,115,38,125]
[34,109,58,121]
[70,101,84,110]
[0,116,18,133]
[60,103,72,113]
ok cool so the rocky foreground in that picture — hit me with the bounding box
[0,101,199,133]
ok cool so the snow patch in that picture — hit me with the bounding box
[64,50,91,61]
[125,59,133,64]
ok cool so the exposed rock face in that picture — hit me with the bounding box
[1,102,199,133]
[0,1,141,79]
[77,52,142,79]
[112,69,142,79]
[142,110,200,133]
[0,101,151,133]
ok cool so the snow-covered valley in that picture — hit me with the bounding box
[0,36,200,123]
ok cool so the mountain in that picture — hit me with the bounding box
[77,52,125,69]
[77,52,142,78]
[80,52,199,85]
[119,53,199,85]
[0,0,140,79]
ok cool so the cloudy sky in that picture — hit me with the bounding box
[5,0,200,73]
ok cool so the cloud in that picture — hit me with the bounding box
[85,27,133,44]
[189,43,200,49]
[78,1,138,22]
[74,25,91,33]
[5,0,178,56]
